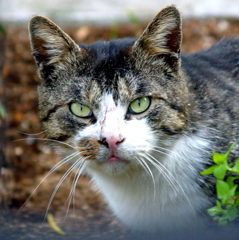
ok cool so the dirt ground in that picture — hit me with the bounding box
[2,17,239,239]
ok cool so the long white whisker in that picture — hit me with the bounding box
[44,157,84,219]
[152,145,181,158]
[140,153,177,197]
[152,146,177,157]
[21,151,80,209]
[151,150,171,158]
[18,130,46,136]
[151,148,182,161]
[64,160,88,220]
[145,152,195,216]
[14,137,76,150]
[137,157,156,198]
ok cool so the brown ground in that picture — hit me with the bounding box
[1,17,239,239]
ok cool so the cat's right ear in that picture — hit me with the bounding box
[29,15,86,69]
[132,6,182,71]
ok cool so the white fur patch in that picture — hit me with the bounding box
[90,134,212,231]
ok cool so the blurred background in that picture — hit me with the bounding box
[1,0,239,25]
[1,0,239,239]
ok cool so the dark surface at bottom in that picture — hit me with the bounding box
[1,208,239,240]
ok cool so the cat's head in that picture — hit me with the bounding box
[29,6,189,175]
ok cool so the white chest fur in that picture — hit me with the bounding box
[88,134,211,231]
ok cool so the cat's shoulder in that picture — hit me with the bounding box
[182,38,239,68]
[182,38,239,81]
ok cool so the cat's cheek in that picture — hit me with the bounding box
[122,119,157,154]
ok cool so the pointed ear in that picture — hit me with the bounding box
[132,6,182,70]
[29,15,84,68]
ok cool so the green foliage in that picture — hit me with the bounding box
[201,143,239,225]
[0,101,6,119]
[0,23,7,36]
[126,9,140,26]
[109,9,140,40]
[109,21,119,40]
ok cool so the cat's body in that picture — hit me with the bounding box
[29,6,239,231]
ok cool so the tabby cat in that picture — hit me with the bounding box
[29,6,239,231]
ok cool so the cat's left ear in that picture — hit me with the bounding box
[29,15,86,69]
[132,6,182,70]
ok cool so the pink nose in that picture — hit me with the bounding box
[99,136,125,151]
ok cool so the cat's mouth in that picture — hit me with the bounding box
[108,155,121,162]
[106,154,129,164]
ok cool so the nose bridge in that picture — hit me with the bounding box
[101,108,121,137]
[98,93,126,151]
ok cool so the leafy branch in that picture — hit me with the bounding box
[201,144,239,225]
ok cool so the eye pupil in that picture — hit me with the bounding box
[129,96,151,114]
[70,102,92,118]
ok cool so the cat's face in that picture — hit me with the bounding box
[29,7,189,175]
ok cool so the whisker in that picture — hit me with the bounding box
[14,137,76,150]
[137,157,156,198]
[140,153,177,196]
[144,152,196,216]
[150,147,171,158]
[20,151,80,210]
[18,130,46,136]
[151,148,182,161]
[64,160,88,220]
[44,157,84,219]
[152,145,181,158]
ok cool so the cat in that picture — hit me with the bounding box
[28,6,239,232]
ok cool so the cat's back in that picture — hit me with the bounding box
[182,38,239,84]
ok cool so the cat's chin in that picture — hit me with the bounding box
[103,159,131,175]
[88,156,132,175]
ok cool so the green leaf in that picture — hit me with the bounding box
[216,200,222,209]
[225,143,236,158]
[227,176,238,188]
[216,180,230,201]
[218,217,228,226]
[229,163,234,167]
[214,164,227,180]
[228,185,238,198]
[200,165,216,175]
[235,198,239,206]
[227,206,238,222]
[207,206,220,217]
[213,153,227,164]
[232,158,239,173]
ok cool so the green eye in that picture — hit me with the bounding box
[70,102,92,118]
[129,96,151,114]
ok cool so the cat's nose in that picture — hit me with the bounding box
[99,136,125,151]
